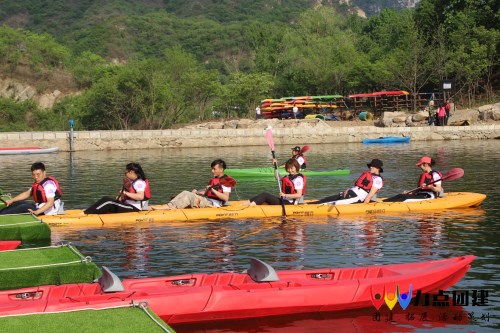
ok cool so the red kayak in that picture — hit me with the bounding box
[0,256,474,324]
[0,241,21,251]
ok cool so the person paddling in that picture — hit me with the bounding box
[84,162,151,214]
[311,159,383,205]
[281,146,307,170]
[243,159,306,206]
[0,162,62,215]
[155,159,236,209]
[384,156,443,202]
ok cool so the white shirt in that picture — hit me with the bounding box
[351,174,383,201]
[255,107,261,115]
[285,175,304,203]
[295,156,305,168]
[32,180,61,215]
[207,185,232,207]
[124,179,148,210]
[292,106,298,114]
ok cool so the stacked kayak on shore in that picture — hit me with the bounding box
[40,192,486,226]
[0,255,475,324]
[225,167,350,180]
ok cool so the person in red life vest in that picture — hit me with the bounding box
[384,156,443,202]
[444,99,451,125]
[243,159,306,206]
[84,162,150,214]
[0,162,62,215]
[155,159,236,209]
[311,159,383,205]
[283,146,307,170]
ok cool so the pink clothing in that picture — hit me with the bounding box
[438,106,446,117]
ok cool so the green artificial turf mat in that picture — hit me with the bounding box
[0,305,175,333]
[0,244,101,290]
[0,214,51,241]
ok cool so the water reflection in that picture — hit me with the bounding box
[174,305,471,333]
[1,140,499,330]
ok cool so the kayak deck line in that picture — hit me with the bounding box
[39,192,487,226]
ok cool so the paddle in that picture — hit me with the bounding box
[265,126,286,219]
[116,177,132,200]
[299,145,310,155]
[203,176,237,196]
[406,168,464,194]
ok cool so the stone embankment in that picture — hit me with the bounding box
[1,103,499,151]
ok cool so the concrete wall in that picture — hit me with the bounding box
[1,123,499,151]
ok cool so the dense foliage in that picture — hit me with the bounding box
[0,0,497,131]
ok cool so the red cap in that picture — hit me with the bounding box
[416,156,432,166]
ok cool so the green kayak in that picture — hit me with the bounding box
[226,167,350,179]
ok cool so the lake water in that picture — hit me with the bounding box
[0,140,498,332]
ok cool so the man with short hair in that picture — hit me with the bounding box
[0,162,62,215]
[155,159,235,209]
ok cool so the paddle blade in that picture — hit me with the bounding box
[442,168,464,181]
[220,176,237,188]
[265,126,275,151]
[299,145,310,154]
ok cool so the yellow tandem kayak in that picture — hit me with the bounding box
[39,192,486,227]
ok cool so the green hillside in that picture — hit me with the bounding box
[0,0,497,131]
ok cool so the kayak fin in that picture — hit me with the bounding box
[99,266,125,292]
[247,258,279,282]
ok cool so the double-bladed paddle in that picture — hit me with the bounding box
[265,126,287,220]
[406,168,464,194]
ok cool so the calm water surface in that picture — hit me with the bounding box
[0,140,498,332]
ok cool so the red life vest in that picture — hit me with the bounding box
[31,177,62,204]
[205,175,235,200]
[355,171,383,192]
[418,170,442,189]
[124,178,151,201]
[281,173,306,195]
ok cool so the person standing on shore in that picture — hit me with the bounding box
[428,98,436,125]
[437,103,446,126]
[445,100,451,125]
[255,106,261,119]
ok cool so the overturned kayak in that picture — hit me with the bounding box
[226,167,350,179]
[362,137,410,144]
[39,192,486,227]
[0,255,474,324]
